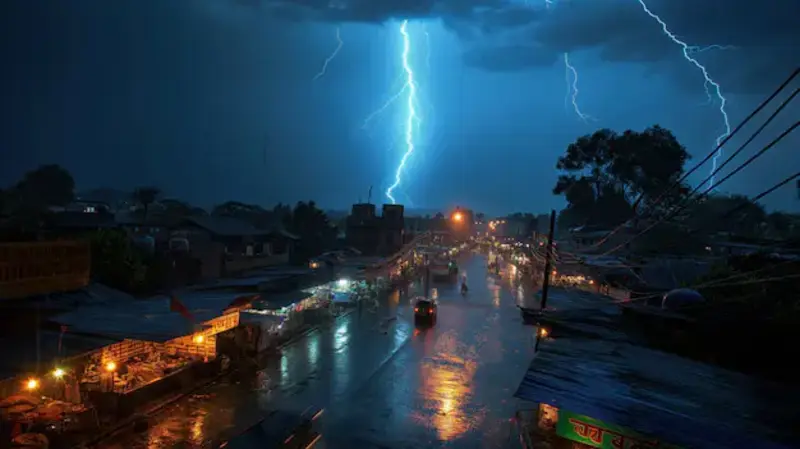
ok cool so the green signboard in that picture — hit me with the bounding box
[555,409,681,449]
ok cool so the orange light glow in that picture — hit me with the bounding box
[415,348,480,441]
[538,328,549,338]
[193,334,205,344]
[452,212,463,222]
[105,361,117,372]
[25,378,39,391]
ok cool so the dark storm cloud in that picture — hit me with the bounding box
[506,0,798,94]
[266,0,504,23]
[463,44,558,71]
[262,0,798,93]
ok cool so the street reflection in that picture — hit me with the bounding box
[142,402,225,449]
[307,332,320,369]
[417,346,479,441]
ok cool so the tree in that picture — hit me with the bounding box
[767,212,793,236]
[684,194,767,238]
[12,164,75,209]
[132,187,161,219]
[2,165,75,238]
[88,229,146,292]
[159,198,195,221]
[286,201,337,261]
[553,126,690,227]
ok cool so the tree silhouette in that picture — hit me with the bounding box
[132,187,161,220]
[13,164,76,209]
[286,201,336,260]
[553,126,690,227]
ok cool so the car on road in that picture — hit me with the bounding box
[413,297,438,325]
[218,408,323,449]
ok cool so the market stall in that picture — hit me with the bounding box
[79,345,198,394]
[0,387,96,448]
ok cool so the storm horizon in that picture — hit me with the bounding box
[2,0,798,215]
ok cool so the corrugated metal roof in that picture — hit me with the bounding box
[514,298,798,449]
[50,289,251,342]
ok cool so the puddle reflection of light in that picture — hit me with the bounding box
[190,408,206,444]
[417,352,480,441]
[280,354,289,383]
[307,333,320,368]
[334,324,349,348]
[492,287,501,307]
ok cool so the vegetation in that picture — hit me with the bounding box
[553,126,691,229]
[552,126,788,253]
[132,186,161,219]
[2,164,340,295]
[88,229,147,292]
[0,164,76,239]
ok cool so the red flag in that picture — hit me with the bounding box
[170,294,194,322]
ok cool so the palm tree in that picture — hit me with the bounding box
[132,187,161,220]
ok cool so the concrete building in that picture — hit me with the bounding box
[345,203,405,256]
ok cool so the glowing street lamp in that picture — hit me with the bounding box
[52,368,65,379]
[26,378,39,391]
[452,212,463,222]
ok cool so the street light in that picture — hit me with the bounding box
[452,212,463,222]
[26,378,39,391]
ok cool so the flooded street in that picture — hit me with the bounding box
[97,254,536,449]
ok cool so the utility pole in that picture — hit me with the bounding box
[423,253,431,298]
[540,209,556,310]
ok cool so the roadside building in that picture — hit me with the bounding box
[172,215,298,278]
[345,203,405,256]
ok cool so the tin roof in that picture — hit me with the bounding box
[50,289,253,342]
[514,294,799,449]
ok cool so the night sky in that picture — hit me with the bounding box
[1,0,798,215]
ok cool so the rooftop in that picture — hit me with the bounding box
[514,292,799,449]
[50,289,255,342]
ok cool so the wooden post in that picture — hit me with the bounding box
[540,210,556,310]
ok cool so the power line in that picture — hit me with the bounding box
[586,68,800,250]
[690,88,798,197]
[599,168,800,257]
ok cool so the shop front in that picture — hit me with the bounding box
[239,290,331,352]
[76,311,241,420]
[516,404,679,449]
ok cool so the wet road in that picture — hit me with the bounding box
[97,254,536,449]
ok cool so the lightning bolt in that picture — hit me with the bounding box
[687,44,737,55]
[361,76,405,130]
[313,27,343,81]
[386,20,420,205]
[563,53,592,122]
[636,0,731,190]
